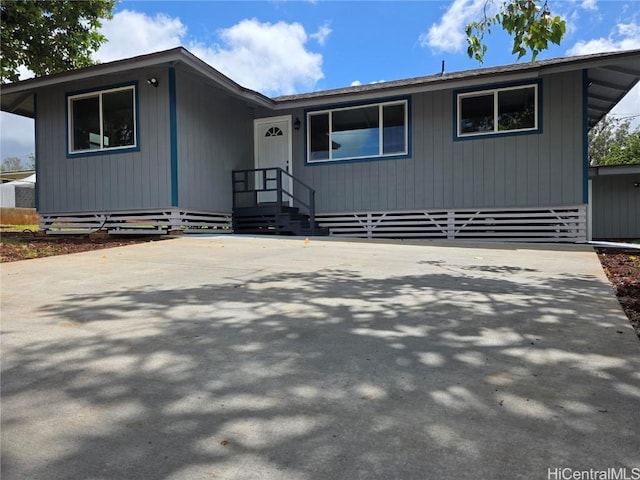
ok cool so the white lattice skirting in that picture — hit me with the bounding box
[316,205,587,242]
[40,209,232,235]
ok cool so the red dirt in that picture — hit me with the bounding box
[0,232,160,263]
[597,248,640,338]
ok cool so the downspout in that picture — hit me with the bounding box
[169,67,179,207]
[582,69,591,241]
[34,92,39,213]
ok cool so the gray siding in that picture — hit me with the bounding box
[36,69,172,213]
[35,65,586,217]
[262,70,585,213]
[175,69,254,212]
[592,175,640,239]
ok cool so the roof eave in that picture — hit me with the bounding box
[272,71,542,109]
[272,48,640,109]
[0,47,275,110]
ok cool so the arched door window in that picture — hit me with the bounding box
[265,127,284,137]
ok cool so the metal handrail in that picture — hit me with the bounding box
[232,167,317,229]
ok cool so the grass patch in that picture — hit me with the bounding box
[0,224,39,232]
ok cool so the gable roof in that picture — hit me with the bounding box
[2,46,639,128]
[0,47,275,117]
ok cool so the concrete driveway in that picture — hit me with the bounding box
[1,236,639,480]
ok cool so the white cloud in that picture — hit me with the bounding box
[94,12,324,95]
[2,11,327,159]
[350,79,386,87]
[567,21,640,55]
[189,19,324,96]
[419,0,490,52]
[17,65,34,81]
[562,8,581,37]
[310,23,332,46]
[94,10,186,62]
[558,0,602,37]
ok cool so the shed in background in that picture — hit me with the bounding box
[0,174,35,208]
[590,165,640,240]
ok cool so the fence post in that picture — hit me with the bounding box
[231,171,236,210]
[447,210,455,239]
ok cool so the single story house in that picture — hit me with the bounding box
[2,47,639,241]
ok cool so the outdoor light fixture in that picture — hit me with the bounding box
[294,117,301,130]
[147,78,159,88]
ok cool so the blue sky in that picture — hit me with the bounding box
[2,0,639,161]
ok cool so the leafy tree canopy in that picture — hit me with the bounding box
[1,0,116,83]
[604,131,640,165]
[466,0,566,64]
[589,115,640,166]
[1,154,35,172]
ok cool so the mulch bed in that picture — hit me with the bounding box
[597,248,640,338]
[0,232,159,263]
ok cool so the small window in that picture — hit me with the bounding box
[68,85,137,154]
[307,100,408,163]
[265,127,283,137]
[456,83,539,138]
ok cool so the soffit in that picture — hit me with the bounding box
[587,61,640,128]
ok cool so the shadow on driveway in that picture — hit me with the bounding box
[1,238,639,479]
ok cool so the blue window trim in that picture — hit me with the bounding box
[304,96,412,166]
[65,81,140,158]
[34,93,39,211]
[169,67,178,207]
[582,69,589,204]
[452,79,543,141]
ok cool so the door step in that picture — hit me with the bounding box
[232,205,327,236]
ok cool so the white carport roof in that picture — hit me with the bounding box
[1,174,36,186]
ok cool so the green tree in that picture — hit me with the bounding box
[1,157,26,172]
[25,153,35,170]
[600,130,640,166]
[466,0,566,64]
[1,0,116,83]
[0,154,35,172]
[589,115,640,166]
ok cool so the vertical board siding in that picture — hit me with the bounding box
[275,71,584,214]
[416,93,429,208]
[176,69,254,212]
[30,67,589,219]
[36,70,171,213]
[592,174,640,239]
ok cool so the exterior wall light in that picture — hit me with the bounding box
[147,78,159,88]
[294,117,301,130]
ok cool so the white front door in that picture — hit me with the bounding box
[254,116,292,205]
